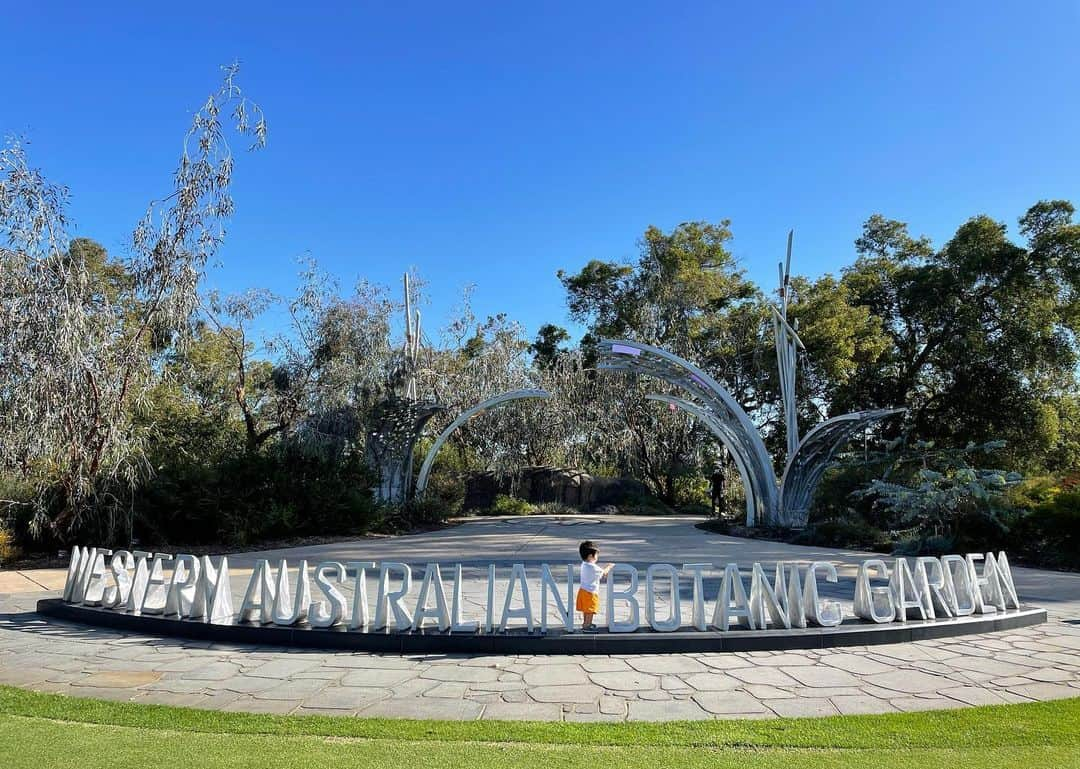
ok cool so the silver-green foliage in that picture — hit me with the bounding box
[0,64,265,538]
[857,439,1022,534]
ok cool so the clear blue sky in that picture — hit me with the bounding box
[6,2,1079,343]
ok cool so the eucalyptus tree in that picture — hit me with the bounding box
[417,301,536,472]
[285,265,399,460]
[199,288,281,453]
[0,64,266,541]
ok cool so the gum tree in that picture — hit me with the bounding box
[0,64,266,541]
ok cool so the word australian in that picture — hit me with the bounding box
[61,548,1021,634]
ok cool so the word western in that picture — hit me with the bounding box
[62,549,1021,634]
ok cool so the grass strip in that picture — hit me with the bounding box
[0,685,1077,750]
[1,714,1078,769]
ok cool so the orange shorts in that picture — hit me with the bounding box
[575,588,600,614]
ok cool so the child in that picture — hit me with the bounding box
[576,540,613,632]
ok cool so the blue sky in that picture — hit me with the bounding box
[6,2,1079,344]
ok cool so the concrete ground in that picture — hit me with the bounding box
[1,515,1078,721]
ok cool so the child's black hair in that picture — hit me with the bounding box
[579,540,599,560]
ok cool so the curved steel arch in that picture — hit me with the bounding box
[779,408,904,528]
[645,394,760,525]
[415,389,553,497]
[597,339,781,524]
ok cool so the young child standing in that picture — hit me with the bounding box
[576,540,613,632]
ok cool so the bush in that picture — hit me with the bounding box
[375,496,451,533]
[0,523,19,564]
[951,508,1015,553]
[892,534,955,557]
[1016,491,1080,569]
[421,469,465,517]
[618,493,675,516]
[791,517,889,551]
[132,446,380,546]
[675,501,712,518]
[671,475,709,507]
[533,501,578,515]
[475,494,536,516]
[1006,476,1062,510]
[811,464,883,526]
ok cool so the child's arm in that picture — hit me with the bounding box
[601,563,615,576]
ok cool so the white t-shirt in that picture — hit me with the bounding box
[580,561,605,593]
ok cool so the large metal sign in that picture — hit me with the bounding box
[57,545,1030,640]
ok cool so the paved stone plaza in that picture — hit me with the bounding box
[1,516,1078,721]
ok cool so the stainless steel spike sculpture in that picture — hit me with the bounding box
[772,230,804,462]
[415,389,553,497]
[372,237,902,518]
[367,273,444,504]
[402,273,422,400]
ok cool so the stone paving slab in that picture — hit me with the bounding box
[2,516,1078,721]
[0,569,67,593]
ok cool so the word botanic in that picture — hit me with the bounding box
[62,548,1022,634]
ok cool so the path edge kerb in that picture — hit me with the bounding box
[35,599,1047,655]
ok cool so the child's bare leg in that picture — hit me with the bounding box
[582,612,593,628]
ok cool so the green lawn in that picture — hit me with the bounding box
[0,685,1077,768]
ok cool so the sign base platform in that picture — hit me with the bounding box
[36,598,1047,655]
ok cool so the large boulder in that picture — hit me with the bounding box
[590,475,648,506]
[461,470,499,511]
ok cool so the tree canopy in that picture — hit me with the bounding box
[2,71,1077,554]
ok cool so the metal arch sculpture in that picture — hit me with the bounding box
[645,393,762,525]
[779,408,904,527]
[598,338,903,528]
[414,389,553,497]
[597,339,779,524]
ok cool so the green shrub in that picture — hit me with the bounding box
[394,497,451,530]
[811,464,883,526]
[675,501,712,517]
[951,508,1015,553]
[533,501,579,515]
[0,523,19,564]
[618,493,674,516]
[892,534,955,557]
[671,475,709,507]
[132,446,380,546]
[1006,476,1062,510]
[1018,490,1080,569]
[921,534,955,555]
[475,495,535,516]
[792,517,889,551]
[421,470,465,517]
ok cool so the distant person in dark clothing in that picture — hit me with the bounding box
[710,468,726,516]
